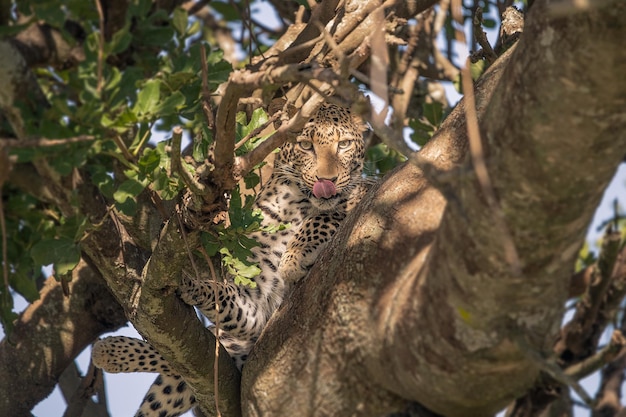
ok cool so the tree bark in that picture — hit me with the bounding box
[242,1,626,416]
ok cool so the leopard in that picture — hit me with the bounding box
[91,102,373,417]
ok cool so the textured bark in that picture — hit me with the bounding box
[242,1,626,416]
[0,260,126,417]
[76,184,242,417]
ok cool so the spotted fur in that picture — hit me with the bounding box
[92,103,372,417]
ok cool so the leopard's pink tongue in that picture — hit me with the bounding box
[312,179,337,199]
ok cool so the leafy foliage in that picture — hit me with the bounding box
[409,101,445,147]
[194,107,283,286]
[0,2,230,332]
[201,186,288,287]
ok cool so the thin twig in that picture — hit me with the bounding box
[113,135,135,163]
[131,122,154,157]
[62,358,102,417]
[175,209,222,417]
[473,7,498,64]
[0,191,8,292]
[171,126,210,196]
[234,111,281,151]
[0,148,10,293]
[433,0,451,35]
[94,0,105,93]
[314,21,349,77]
[185,0,211,16]
[583,226,622,330]
[1,135,95,148]
[564,330,626,380]
[196,245,222,417]
[515,333,593,405]
[451,0,522,276]
[274,33,325,62]
[228,0,263,61]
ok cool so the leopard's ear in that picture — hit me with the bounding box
[352,114,369,135]
[348,100,370,135]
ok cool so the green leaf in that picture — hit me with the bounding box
[483,18,497,29]
[219,248,260,287]
[470,60,485,81]
[31,237,80,276]
[138,148,162,175]
[0,299,18,336]
[205,50,233,86]
[162,72,196,91]
[49,145,90,175]
[210,2,240,21]
[134,80,161,116]
[193,127,212,162]
[114,178,147,203]
[136,17,175,47]
[106,26,132,55]
[129,0,152,17]
[423,102,443,128]
[243,171,260,190]
[114,178,147,215]
[201,232,222,257]
[365,143,407,174]
[235,108,271,154]
[57,214,88,242]
[172,8,189,36]
[154,91,186,116]
[90,165,116,198]
[409,119,435,147]
[10,270,40,303]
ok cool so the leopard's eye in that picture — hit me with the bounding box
[299,140,313,150]
[338,140,351,149]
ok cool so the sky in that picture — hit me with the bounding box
[5,1,626,416]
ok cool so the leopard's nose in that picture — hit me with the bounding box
[316,176,337,183]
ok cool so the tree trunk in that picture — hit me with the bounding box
[242,1,626,416]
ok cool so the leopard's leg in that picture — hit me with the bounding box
[132,329,253,417]
[92,336,173,375]
[92,337,194,417]
[212,326,256,369]
[135,374,195,417]
[179,271,279,339]
[278,213,342,289]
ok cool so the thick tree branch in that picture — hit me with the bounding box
[243,1,626,416]
[78,190,241,417]
[131,220,241,417]
[11,22,85,69]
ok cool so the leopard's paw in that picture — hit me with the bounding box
[179,271,208,306]
[278,255,309,286]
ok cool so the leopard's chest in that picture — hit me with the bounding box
[241,177,312,309]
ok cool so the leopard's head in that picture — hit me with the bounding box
[277,103,367,210]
